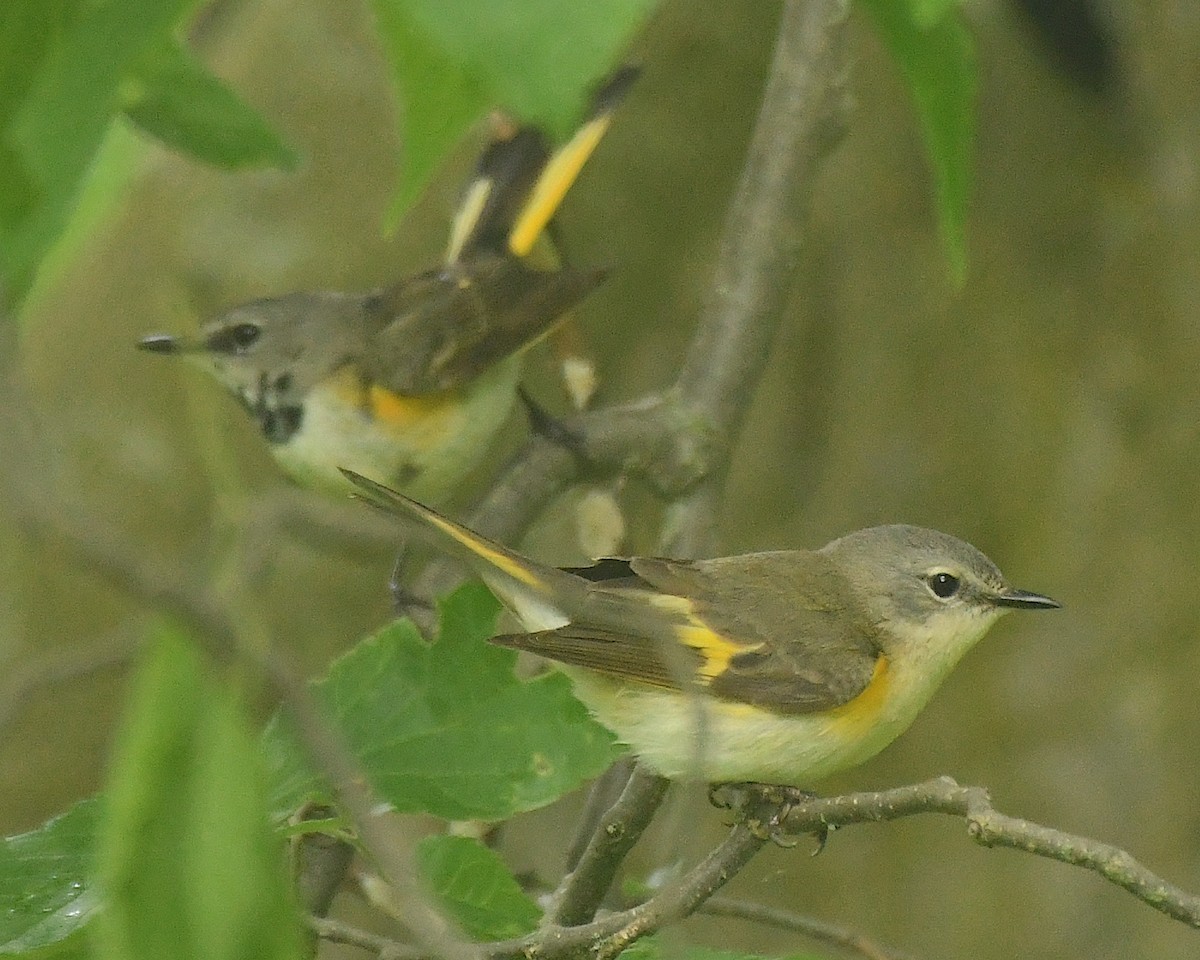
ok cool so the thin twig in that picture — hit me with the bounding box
[550,765,670,927]
[769,778,1200,929]
[310,916,425,960]
[250,653,484,960]
[700,897,913,960]
[664,0,851,555]
[563,759,636,874]
[0,633,138,734]
[13,490,480,960]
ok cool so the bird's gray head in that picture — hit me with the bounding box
[819,524,1059,662]
[138,291,368,443]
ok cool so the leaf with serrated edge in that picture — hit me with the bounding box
[265,583,622,822]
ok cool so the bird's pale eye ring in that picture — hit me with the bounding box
[926,571,961,599]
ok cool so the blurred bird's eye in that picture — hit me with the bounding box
[927,572,961,599]
[207,322,261,354]
[230,323,261,349]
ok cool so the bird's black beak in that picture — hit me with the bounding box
[994,588,1061,610]
[137,333,196,355]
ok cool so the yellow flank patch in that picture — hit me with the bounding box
[424,512,542,588]
[507,115,612,257]
[825,656,891,735]
[367,384,460,430]
[675,619,758,683]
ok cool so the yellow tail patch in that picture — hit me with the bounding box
[445,179,494,264]
[423,511,542,589]
[506,114,613,258]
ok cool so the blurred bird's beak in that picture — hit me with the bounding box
[137,333,201,355]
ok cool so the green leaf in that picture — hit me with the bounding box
[858,0,977,281]
[123,39,298,171]
[93,627,302,960]
[2,0,199,310]
[416,835,541,940]
[0,799,99,954]
[264,583,622,821]
[370,0,657,221]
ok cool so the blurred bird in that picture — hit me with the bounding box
[139,67,637,500]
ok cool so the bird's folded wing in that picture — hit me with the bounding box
[496,551,882,716]
[364,258,606,394]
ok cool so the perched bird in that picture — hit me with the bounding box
[138,67,637,500]
[343,470,1061,786]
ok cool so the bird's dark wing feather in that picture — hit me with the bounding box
[364,257,606,394]
[491,626,697,691]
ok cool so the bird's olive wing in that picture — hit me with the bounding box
[626,553,882,714]
[364,257,606,394]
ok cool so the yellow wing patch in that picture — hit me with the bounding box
[668,602,764,684]
[506,114,613,258]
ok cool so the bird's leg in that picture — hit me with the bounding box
[517,387,586,456]
[707,782,830,853]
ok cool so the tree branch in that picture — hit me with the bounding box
[666,0,850,555]
[549,765,670,927]
[766,778,1200,929]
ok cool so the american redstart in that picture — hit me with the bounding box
[342,469,1061,785]
[137,67,638,501]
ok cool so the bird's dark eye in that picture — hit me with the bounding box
[207,322,261,354]
[230,323,261,349]
[927,572,961,599]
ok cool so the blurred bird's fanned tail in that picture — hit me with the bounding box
[446,65,640,263]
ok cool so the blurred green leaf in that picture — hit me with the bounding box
[371,0,657,222]
[123,40,297,171]
[858,0,976,281]
[264,583,622,821]
[0,799,98,954]
[93,627,302,960]
[2,0,199,311]
[907,0,960,29]
[416,835,541,940]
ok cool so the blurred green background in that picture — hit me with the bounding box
[5,0,1200,958]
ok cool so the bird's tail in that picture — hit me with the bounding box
[341,469,580,631]
[445,65,640,264]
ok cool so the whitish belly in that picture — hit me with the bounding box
[273,357,521,501]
